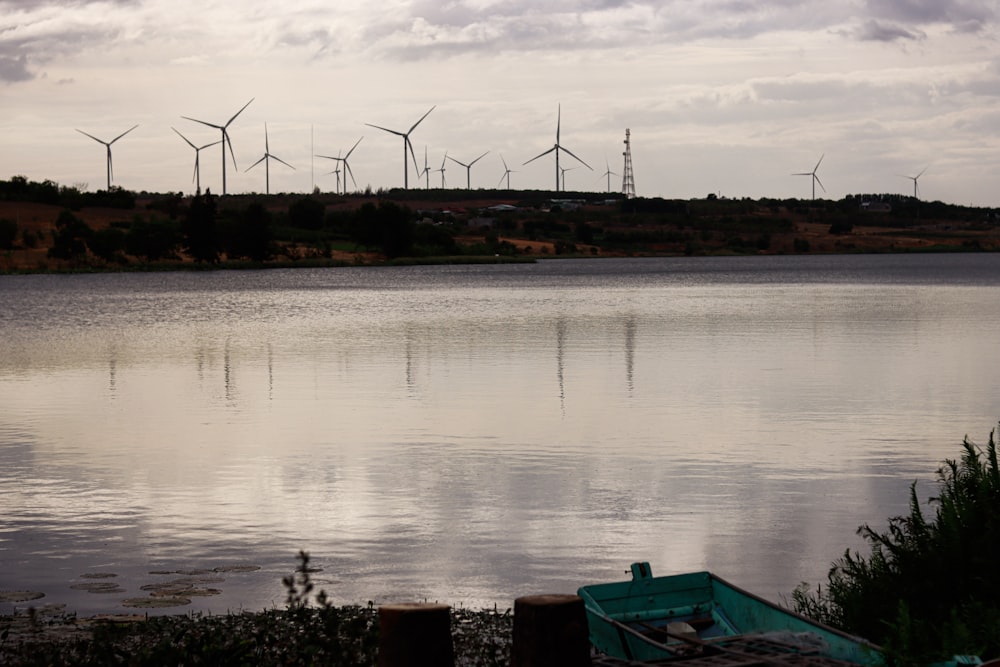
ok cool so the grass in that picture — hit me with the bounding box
[0,552,513,666]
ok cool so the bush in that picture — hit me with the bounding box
[0,218,16,249]
[793,424,1000,664]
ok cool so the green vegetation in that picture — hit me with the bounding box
[792,424,1000,664]
[0,552,512,666]
[2,175,999,274]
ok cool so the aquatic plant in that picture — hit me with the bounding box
[793,424,1000,664]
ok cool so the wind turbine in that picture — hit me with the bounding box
[559,165,579,191]
[498,154,517,189]
[447,151,489,190]
[599,158,619,193]
[523,104,592,192]
[365,106,435,189]
[316,136,363,195]
[902,166,928,200]
[436,151,448,188]
[420,146,431,189]
[793,154,825,200]
[182,97,254,195]
[172,128,220,195]
[75,125,138,191]
[245,123,295,195]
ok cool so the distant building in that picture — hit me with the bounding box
[860,201,892,213]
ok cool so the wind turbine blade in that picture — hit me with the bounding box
[264,123,270,152]
[345,136,363,158]
[226,98,255,127]
[470,151,489,166]
[440,151,448,168]
[245,155,266,172]
[345,163,357,189]
[556,104,561,144]
[271,155,296,170]
[182,116,223,130]
[446,155,468,168]
[501,154,509,171]
[523,146,556,165]
[916,166,928,179]
[560,146,592,170]
[498,172,506,188]
[315,154,340,161]
[172,127,197,149]
[110,124,139,144]
[408,105,435,134]
[814,174,826,192]
[201,140,222,150]
[406,137,421,174]
[814,154,824,172]
[793,172,812,176]
[365,123,404,137]
[76,129,106,145]
[226,132,239,170]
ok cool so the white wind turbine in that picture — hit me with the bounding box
[420,146,431,189]
[436,151,448,188]
[498,154,517,189]
[317,137,363,195]
[75,125,139,191]
[599,158,619,193]
[365,106,435,189]
[447,151,489,190]
[523,104,591,192]
[245,123,295,195]
[902,166,928,200]
[182,98,254,195]
[172,128,220,195]
[560,165,579,191]
[793,154,826,200]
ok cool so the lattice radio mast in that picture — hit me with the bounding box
[622,128,635,199]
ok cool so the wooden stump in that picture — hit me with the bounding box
[512,594,591,667]
[377,602,454,667]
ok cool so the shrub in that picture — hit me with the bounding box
[793,424,1000,663]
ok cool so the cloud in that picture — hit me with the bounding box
[0,52,33,82]
[853,18,926,40]
[864,0,995,32]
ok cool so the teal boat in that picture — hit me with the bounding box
[578,563,983,666]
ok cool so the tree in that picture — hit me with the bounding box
[351,201,414,258]
[220,201,273,261]
[126,216,181,261]
[182,191,219,263]
[288,196,325,231]
[0,218,16,249]
[87,226,127,263]
[793,425,1000,663]
[48,209,92,260]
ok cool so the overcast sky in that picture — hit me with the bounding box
[2,0,998,205]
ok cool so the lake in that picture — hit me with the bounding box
[2,254,999,616]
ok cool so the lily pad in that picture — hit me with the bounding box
[214,565,261,573]
[70,582,126,594]
[122,596,191,609]
[0,590,45,603]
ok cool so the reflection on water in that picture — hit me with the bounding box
[2,255,1000,615]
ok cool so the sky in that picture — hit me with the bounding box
[1,0,999,206]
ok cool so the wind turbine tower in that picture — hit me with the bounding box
[498,154,516,189]
[622,128,635,199]
[903,167,927,200]
[76,125,139,191]
[172,128,220,195]
[524,104,592,192]
[447,151,489,190]
[182,98,254,195]
[245,123,295,195]
[365,106,435,189]
[793,154,825,200]
[437,152,448,188]
[601,157,619,194]
[316,136,363,195]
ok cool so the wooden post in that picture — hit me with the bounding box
[512,594,591,667]
[377,602,454,667]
